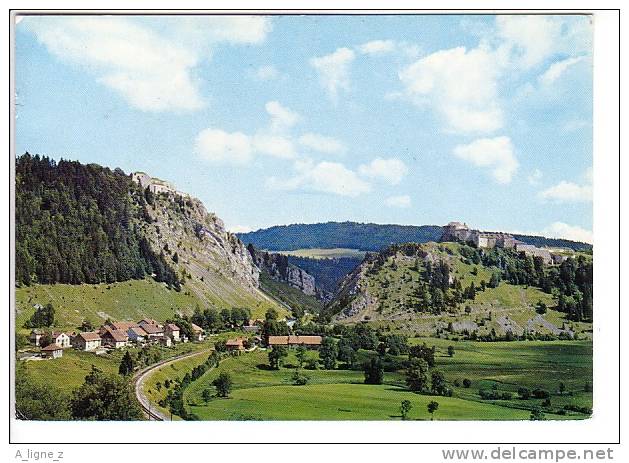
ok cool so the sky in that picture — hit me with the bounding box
[14,14,593,242]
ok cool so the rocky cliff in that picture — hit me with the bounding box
[133,173,279,311]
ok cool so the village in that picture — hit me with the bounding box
[27,315,323,360]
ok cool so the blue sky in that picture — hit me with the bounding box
[15,14,593,242]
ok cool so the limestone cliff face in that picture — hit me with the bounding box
[247,246,317,297]
[132,173,273,309]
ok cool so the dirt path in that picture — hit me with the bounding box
[132,348,213,421]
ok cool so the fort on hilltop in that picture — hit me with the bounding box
[440,221,570,265]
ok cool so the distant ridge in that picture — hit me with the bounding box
[237,221,592,252]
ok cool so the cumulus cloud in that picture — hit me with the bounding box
[358,40,396,55]
[266,160,371,197]
[358,158,408,185]
[453,136,518,184]
[310,47,355,100]
[399,46,504,134]
[539,181,592,203]
[298,133,346,154]
[265,101,300,131]
[22,15,271,112]
[384,195,412,208]
[538,56,585,86]
[194,128,253,165]
[541,222,593,243]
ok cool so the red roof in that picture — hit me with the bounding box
[41,344,62,351]
[141,323,163,335]
[191,323,203,332]
[268,335,322,346]
[166,323,180,331]
[103,328,128,342]
[79,331,101,342]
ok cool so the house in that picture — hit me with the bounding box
[50,332,71,348]
[105,321,139,332]
[29,329,44,346]
[138,319,159,328]
[73,332,102,351]
[140,322,164,340]
[267,335,322,348]
[164,323,181,342]
[243,324,260,334]
[101,328,128,349]
[159,336,172,347]
[225,337,246,352]
[127,326,148,343]
[41,344,63,359]
[191,323,205,341]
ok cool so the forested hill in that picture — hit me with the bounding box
[237,222,443,252]
[15,153,178,288]
[237,222,592,252]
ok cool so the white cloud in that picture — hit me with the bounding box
[22,16,271,112]
[267,160,371,197]
[358,40,396,55]
[194,129,253,165]
[298,133,346,154]
[384,195,412,208]
[453,136,519,184]
[539,56,585,86]
[496,16,591,70]
[528,169,543,185]
[358,158,408,185]
[399,46,504,134]
[539,181,592,203]
[254,64,280,80]
[265,101,300,131]
[227,224,254,234]
[310,47,355,100]
[252,134,296,159]
[541,222,593,244]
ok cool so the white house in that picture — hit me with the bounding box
[164,323,180,342]
[191,323,205,342]
[73,332,102,351]
[41,344,63,359]
[29,329,44,346]
[50,332,71,348]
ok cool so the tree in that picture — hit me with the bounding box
[319,337,338,370]
[296,345,307,368]
[447,345,455,357]
[338,342,357,368]
[427,400,439,420]
[400,400,412,420]
[118,351,135,376]
[70,367,141,420]
[268,346,288,369]
[559,382,566,395]
[25,303,55,328]
[291,369,309,386]
[462,378,472,388]
[202,389,213,403]
[430,370,448,396]
[535,300,547,315]
[518,387,531,400]
[530,407,545,421]
[405,358,429,392]
[79,319,94,332]
[364,357,384,385]
[212,372,233,398]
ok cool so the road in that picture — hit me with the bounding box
[133,347,213,421]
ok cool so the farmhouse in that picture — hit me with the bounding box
[191,323,205,341]
[73,331,102,351]
[226,337,246,352]
[243,324,260,334]
[50,332,71,348]
[140,322,164,340]
[41,344,63,359]
[164,323,181,342]
[127,326,148,343]
[101,328,128,349]
[29,329,44,346]
[268,335,322,348]
[106,321,139,331]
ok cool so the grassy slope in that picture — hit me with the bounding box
[259,272,323,315]
[179,341,589,420]
[16,278,284,334]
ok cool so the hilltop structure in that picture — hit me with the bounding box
[440,222,566,265]
[132,172,189,197]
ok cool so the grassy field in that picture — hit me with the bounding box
[174,339,591,421]
[280,248,367,259]
[15,279,284,334]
